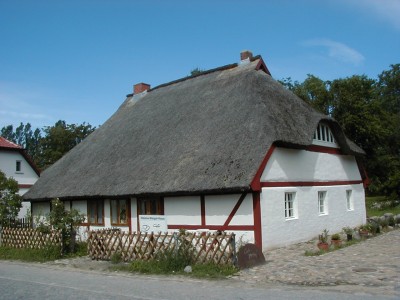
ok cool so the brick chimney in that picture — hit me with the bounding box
[134,83,150,94]
[240,50,253,61]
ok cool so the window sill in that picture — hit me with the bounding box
[111,224,129,227]
[15,172,24,175]
[319,213,328,216]
[285,217,298,221]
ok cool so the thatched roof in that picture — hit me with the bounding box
[24,56,364,201]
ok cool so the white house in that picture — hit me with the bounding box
[0,137,40,218]
[24,51,368,250]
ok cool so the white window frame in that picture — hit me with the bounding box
[285,192,297,220]
[346,190,353,211]
[318,191,327,215]
[312,123,339,148]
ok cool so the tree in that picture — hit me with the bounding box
[1,121,97,170]
[190,68,204,76]
[329,75,383,154]
[0,170,22,225]
[0,123,42,165]
[279,68,399,200]
[376,64,400,114]
[39,120,96,168]
[374,64,400,200]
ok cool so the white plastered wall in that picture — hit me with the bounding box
[162,194,255,244]
[261,184,366,250]
[0,151,39,218]
[31,202,50,226]
[259,147,366,250]
[261,148,361,182]
[164,196,202,225]
[131,197,138,232]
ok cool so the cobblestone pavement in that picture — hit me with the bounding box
[234,229,400,297]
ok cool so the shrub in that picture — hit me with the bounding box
[47,198,85,254]
[318,229,329,243]
[111,252,123,264]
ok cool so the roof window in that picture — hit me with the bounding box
[312,123,338,147]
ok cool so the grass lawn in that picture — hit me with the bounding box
[366,196,400,217]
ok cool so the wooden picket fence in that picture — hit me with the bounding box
[88,229,236,265]
[0,227,62,249]
[2,217,31,229]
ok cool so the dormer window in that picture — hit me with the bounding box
[312,123,338,148]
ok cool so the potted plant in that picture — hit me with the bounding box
[317,229,329,251]
[330,233,342,247]
[359,223,372,238]
[342,226,354,241]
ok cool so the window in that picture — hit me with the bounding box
[87,200,104,225]
[313,123,337,145]
[16,161,22,172]
[111,199,129,225]
[285,192,296,219]
[318,191,327,215]
[346,190,353,211]
[138,197,164,215]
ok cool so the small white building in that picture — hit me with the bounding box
[0,137,40,218]
[24,51,368,250]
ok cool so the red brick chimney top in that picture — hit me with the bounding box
[134,83,150,94]
[240,50,253,61]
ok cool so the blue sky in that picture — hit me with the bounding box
[1,0,399,129]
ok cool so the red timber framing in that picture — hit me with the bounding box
[250,144,276,191]
[261,180,363,188]
[18,184,33,189]
[168,193,261,248]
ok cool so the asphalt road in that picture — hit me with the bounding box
[0,261,397,300]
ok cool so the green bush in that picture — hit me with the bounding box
[111,252,123,264]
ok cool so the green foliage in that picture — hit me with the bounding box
[318,229,329,243]
[331,233,341,240]
[73,241,88,257]
[342,226,354,235]
[305,238,361,256]
[0,123,42,164]
[190,67,204,76]
[191,263,238,278]
[0,245,62,262]
[128,248,191,274]
[111,252,123,264]
[365,196,400,217]
[279,65,400,199]
[0,171,22,225]
[0,120,96,170]
[127,258,237,278]
[47,198,85,253]
[359,223,373,233]
[39,120,96,169]
[126,231,238,278]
